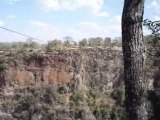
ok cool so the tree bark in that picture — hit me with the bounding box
[122,0,148,120]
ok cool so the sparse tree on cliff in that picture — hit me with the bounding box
[88,37,103,47]
[122,0,147,120]
[79,38,88,47]
[63,36,77,47]
[29,42,40,50]
[104,37,111,48]
[112,39,122,47]
[46,39,62,51]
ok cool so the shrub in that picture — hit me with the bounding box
[79,38,88,47]
[0,60,6,74]
[93,107,110,119]
[112,86,125,106]
[1,99,15,113]
[12,86,56,119]
[46,39,62,51]
[104,37,111,47]
[40,104,56,120]
[110,107,127,120]
[70,91,84,105]
[57,84,69,94]
[88,37,103,47]
[63,36,77,47]
[73,107,85,119]
[29,42,40,50]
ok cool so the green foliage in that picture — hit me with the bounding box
[1,99,16,113]
[88,37,103,47]
[63,36,77,47]
[46,39,62,51]
[87,86,126,120]
[87,87,110,119]
[39,104,56,120]
[0,60,6,74]
[29,42,40,49]
[13,86,55,119]
[0,42,11,51]
[0,41,40,52]
[117,87,125,105]
[93,106,110,119]
[16,94,35,111]
[104,37,111,47]
[79,38,88,47]
[110,107,127,120]
[143,19,160,38]
[144,19,160,67]
[73,107,85,119]
[112,39,122,47]
[2,83,127,120]
[112,86,125,106]
[144,19,160,120]
[57,84,68,94]
[22,43,29,49]
[70,91,84,105]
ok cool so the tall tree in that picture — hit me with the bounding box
[122,0,147,120]
[144,19,160,120]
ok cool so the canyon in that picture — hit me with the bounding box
[0,47,155,120]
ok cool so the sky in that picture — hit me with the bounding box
[0,0,160,43]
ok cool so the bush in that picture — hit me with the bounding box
[111,39,122,47]
[0,42,11,51]
[46,39,62,51]
[40,104,56,120]
[93,107,110,119]
[70,91,84,105]
[1,99,15,113]
[73,107,85,119]
[88,37,103,47]
[29,42,40,50]
[104,37,111,47]
[110,107,127,120]
[57,84,69,94]
[12,86,56,119]
[0,60,6,74]
[79,38,88,47]
[63,36,77,47]
[112,86,125,106]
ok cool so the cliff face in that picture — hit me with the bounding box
[0,48,126,120]
[1,48,123,91]
[1,48,156,120]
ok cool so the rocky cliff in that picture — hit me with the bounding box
[0,48,130,120]
[0,48,123,91]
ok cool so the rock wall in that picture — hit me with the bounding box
[0,48,156,120]
[0,48,123,91]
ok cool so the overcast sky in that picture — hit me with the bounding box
[0,0,160,43]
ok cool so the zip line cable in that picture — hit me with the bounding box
[0,26,45,42]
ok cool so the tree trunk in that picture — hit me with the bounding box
[122,0,148,120]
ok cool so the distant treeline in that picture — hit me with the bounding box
[0,36,122,51]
